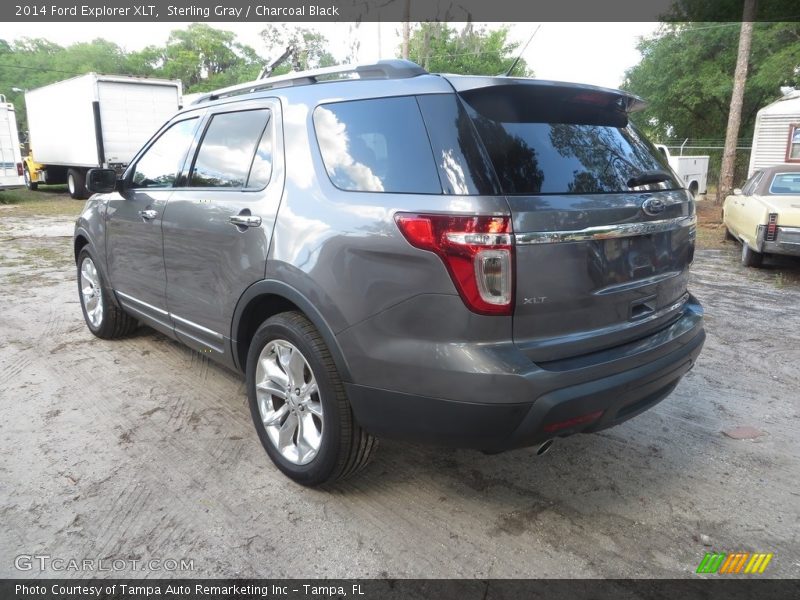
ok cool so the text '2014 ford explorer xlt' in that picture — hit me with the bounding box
[74,60,704,486]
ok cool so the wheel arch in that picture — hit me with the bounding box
[231,280,352,382]
[73,229,91,263]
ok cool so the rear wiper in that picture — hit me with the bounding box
[627,170,672,188]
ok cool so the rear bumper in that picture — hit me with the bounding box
[758,226,800,257]
[346,297,705,452]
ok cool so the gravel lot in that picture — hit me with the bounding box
[1,201,798,579]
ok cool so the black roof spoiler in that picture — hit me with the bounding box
[442,74,647,113]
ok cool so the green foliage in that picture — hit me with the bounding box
[406,23,531,76]
[622,22,800,142]
[130,24,262,92]
[259,25,337,75]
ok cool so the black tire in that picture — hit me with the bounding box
[67,168,87,199]
[23,165,38,191]
[741,243,763,268]
[688,181,699,197]
[246,311,377,486]
[76,247,138,339]
[724,226,736,241]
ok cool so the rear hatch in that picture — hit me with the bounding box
[452,78,696,362]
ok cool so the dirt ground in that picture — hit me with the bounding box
[0,196,798,579]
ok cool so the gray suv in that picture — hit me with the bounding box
[75,60,705,486]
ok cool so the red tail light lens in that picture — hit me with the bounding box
[766,213,778,242]
[394,213,514,315]
[16,163,23,176]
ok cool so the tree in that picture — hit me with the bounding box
[406,23,531,76]
[622,21,800,187]
[259,25,336,75]
[719,0,757,203]
[131,24,262,92]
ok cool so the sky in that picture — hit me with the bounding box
[0,21,660,89]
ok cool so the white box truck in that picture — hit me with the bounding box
[0,95,24,191]
[23,73,182,198]
[655,144,709,197]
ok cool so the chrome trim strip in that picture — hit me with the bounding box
[514,215,697,245]
[171,313,225,340]
[636,293,690,326]
[115,290,169,316]
[173,327,225,354]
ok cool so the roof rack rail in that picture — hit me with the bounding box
[191,59,428,105]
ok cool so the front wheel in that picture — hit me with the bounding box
[77,247,138,338]
[246,311,377,486]
[741,243,763,268]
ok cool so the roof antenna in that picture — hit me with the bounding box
[503,25,541,77]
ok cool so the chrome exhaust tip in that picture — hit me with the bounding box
[535,439,554,456]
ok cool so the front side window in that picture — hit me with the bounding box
[190,109,271,188]
[788,124,800,161]
[131,118,198,189]
[769,173,800,195]
[313,97,441,194]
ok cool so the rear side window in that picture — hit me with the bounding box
[416,94,499,195]
[741,171,763,195]
[190,109,271,189]
[460,87,680,195]
[313,97,441,194]
[769,173,800,194]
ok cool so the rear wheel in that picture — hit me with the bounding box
[23,165,38,191]
[67,168,87,199]
[741,243,763,268]
[246,311,377,486]
[724,227,736,241]
[688,181,699,197]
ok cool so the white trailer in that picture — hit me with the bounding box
[23,73,182,198]
[655,144,709,196]
[0,95,24,191]
[748,89,800,177]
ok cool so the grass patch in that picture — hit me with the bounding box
[0,186,82,218]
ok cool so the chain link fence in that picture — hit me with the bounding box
[661,140,752,196]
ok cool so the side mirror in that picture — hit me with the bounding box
[86,168,119,194]
[733,188,743,196]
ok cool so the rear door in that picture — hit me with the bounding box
[161,100,283,358]
[457,81,696,362]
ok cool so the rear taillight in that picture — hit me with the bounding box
[766,213,778,242]
[394,213,514,316]
[16,163,23,176]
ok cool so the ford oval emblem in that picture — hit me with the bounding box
[642,197,666,216]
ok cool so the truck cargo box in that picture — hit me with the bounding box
[25,73,182,168]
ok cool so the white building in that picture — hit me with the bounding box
[748,90,800,177]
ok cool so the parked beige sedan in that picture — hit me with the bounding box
[723,164,800,267]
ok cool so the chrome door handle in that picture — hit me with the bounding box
[229,215,262,228]
[139,209,158,220]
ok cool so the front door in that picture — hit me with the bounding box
[161,101,283,360]
[105,116,199,330]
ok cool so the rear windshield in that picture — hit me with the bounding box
[769,173,800,194]
[459,86,680,195]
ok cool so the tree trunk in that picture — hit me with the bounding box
[717,0,757,204]
[401,0,410,60]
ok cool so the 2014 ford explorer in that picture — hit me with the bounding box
[74,60,705,486]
